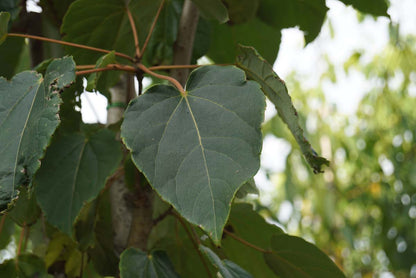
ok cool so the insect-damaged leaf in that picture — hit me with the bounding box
[0,57,75,209]
[236,45,329,173]
[121,66,265,244]
[35,129,122,235]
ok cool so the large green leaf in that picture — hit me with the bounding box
[121,65,265,244]
[222,203,283,277]
[208,18,281,64]
[236,45,329,173]
[191,0,229,23]
[61,0,162,65]
[264,234,346,278]
[0,254,50,278]
[339,0,389,17]
[0,12,10,45]
[257,0,328,44]
[0,57,75,209]
[119,248,179,278]
[200,245,253,278]
[35,129,122,235]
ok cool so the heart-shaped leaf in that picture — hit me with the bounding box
[237,45,329,173]
[0,57,75,209]
[35,129,122,235]
[264,234,346,278]
[119,248,179,278]
[199,245,253,278]
[121,66,265,244]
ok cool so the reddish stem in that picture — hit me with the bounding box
[140,0,166,57]
[126,7,141,58]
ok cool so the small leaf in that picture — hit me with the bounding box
[236,45,329,173]
[35,129,122,235]
[191,0,229,23]
[0,12,10,45]
[86,51,117,92]
[119,248,179,278]
[121,65,265,244]
[199,245,253,278]
[264,234,346,278]
[0,57,75,209]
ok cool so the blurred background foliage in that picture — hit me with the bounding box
[256,25,416,277]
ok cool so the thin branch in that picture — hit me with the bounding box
[138,63,186,95]
[76,65,96,70]
[76,64,136,76]
[223,229,272,253]
[149,64,201,71]
[153,206,172,226]
[16,223,27,262]
[8,33,134,62]
[140,0,166,57]
[0,214,6,235]
[126,7,141,58]
[173,212,212,278]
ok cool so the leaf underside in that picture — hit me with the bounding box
[0,57,75,209]
[121,65,265,244]
[236,45,329,173]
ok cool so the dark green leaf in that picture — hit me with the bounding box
[0,57,76,209]
[191,17,211,63]
[35,129,122,235]
[222,0,259,24]
[339,0,389,17]
[61,0,162,65]
[74,199,98,251]
[0,0,20,21]
[119,248,179,278]
[199,245,253,278]
[236,45,329,173]
[265,234,346,278]
[39,0,77,27]
[191,0,229,23]
[0,37,26,79]
[235,178,258,199]
[0,254,50,278]
[7,187,41,226]
[0,216,14,250]
[257,0,328,44]
[208,18,281,63]
[121,65,265,244]
[222,203,283,277]
[86,51,118,94]
[0,12,10,45]
[143,0,181,66]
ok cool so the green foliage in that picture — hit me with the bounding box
[119,248,179,278]
[0,12,10,44]
[265,234,346,277]
[0,0,391,276]
[237,45,329,173]
[339,0,389,16]
[0,57,75,209]
[122,66,265,244]
[199,245,253,278]
[35,129,122,235]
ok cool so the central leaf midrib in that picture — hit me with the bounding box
[184,96,217,236]
[69,140,87,227]
[11,79,43,195]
